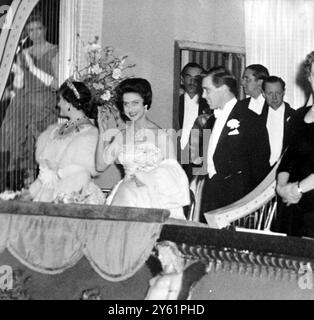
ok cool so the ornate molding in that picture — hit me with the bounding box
[153,241,313,291]
[175,243,311,273]
[176,40,245,54]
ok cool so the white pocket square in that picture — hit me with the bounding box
[228,129,239,136]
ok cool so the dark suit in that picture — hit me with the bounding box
[178,94,211,182]
[178,94,210,129]
[266,103,296,234]
[260,102,296,155]
[235,96,268,118]
[234,97,295,165]
[200,101,271,220]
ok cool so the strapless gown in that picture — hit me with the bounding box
[106,141,190,220]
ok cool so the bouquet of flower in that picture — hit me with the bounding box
[69,35,135,125]
[54,190,92,205]
[0,190,22,201]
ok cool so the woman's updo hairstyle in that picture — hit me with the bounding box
[26,13,45,29]
[58,80,97,119]
[304,51,314,78]
[116,78,153,116]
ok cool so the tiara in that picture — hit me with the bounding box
[66,79,80,99]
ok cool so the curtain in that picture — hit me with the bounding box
[0,214,162,282]
[59,0,105,83]
[244,0,314,109]
[59,0,79,85]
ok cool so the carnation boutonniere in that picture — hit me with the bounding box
[227,119,240,136]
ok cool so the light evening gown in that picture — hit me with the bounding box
[29,122,105,204]
[105,128,190,220]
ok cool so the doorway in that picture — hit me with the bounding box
[173,40,246,130]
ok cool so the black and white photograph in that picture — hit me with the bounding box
[0,0,313,306]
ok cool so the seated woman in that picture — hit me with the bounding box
[96,78,190,219]
[276,51,314,237]
[25,80,105,204]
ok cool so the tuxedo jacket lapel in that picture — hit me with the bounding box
[179,95,210,129]
[178,95,184,129]
[213,106,238,159]
[283,103,290,136]
[282,102,295,150]
[261,101,269,125]
[199,97,211,116]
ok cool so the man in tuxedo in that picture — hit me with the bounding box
[261,76,295,167]
[261,76,296,234]
[199,70,270,220]
[239,64,270,116]
[179,62,211,182]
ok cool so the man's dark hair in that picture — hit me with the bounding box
[245,64,270,81]
[181,62,204,76]
[207,65,227,74]
[262,76,286,92]
[204,69,238,97]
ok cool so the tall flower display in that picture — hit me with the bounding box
[69,35,135,125]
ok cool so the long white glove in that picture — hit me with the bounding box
[57,165,85,179]
[11,62,24,89]
[38,166,58,188]
[23,51,53,86]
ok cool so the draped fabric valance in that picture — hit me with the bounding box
[0,214,162,282]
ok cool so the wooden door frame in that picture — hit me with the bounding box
[173,40,246,130]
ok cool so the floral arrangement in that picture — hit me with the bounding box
[69,35,135,124]
[54,190,93,205]
[0,190,22,201]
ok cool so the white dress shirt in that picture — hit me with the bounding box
[248,94,265,115]
[180,93,199,150]
[207,97,238,178]
[267,103,285,166]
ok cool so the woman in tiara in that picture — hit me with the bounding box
[22,80,105,204]
[96,78,190,219]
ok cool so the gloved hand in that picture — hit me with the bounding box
[38,166,58,187]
